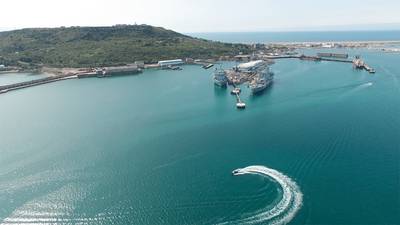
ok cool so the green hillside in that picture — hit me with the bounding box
[0,25,251,68]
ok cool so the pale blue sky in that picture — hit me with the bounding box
[1,0,399,32]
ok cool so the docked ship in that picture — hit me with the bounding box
[213,68,228,87]
[249,66,273,94]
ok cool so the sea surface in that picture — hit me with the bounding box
[189,30,400,43]
[0,48,399,224]
[0,73,48,86]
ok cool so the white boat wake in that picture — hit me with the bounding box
[220,165,303,225]
[338,81,373,99]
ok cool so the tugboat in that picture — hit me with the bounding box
[249,66,273,94]
[213,68,228,87]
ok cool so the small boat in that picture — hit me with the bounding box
[203,64,214,69]
[231,87,241,95]
[232,169,242,175]
[171,66,183,70]
[236,102,246,109]
[163,65,182,70]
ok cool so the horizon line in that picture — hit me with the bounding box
[1,23,400,33]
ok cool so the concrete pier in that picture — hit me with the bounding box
[319,58,352,63]
[264,55,352,63]
[234,91,246,109]
[0,74,77,94]
[265,54,373,73]
[353,58,376,73]
[0,65,143,94]
[317,53,349,59]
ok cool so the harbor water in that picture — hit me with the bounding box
[0,73,48,86]
[0,48,399,224]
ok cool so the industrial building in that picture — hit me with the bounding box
[158,59,183,68]
[234,55,252,61]
[237,60,267,73]
[317,53,349,59]
[92,65,142,77]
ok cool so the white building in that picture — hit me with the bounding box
[134,61,145,68]
[237,60,266,73]
[322,43,335,48]
[158,59,183,67]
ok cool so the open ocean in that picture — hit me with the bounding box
[0,34,399,224]
[189,30,400,43]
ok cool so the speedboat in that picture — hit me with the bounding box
[232,169,242,175]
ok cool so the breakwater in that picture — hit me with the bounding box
[264,54,376,73]
[317,53,349,59]
[264,55,353,63]
[0,66,143,94]
[0,74,77,94]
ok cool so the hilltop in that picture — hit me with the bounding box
[0,25,252,68]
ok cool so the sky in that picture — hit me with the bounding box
[1,0,400,32]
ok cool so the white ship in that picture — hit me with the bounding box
[213,68,228,87]
[249,66,273,94]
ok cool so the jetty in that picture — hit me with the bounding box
[235,92,246,109]
[352,57,376,73]
[263,54,374,72]
[0,74,77,94]
[317,53,349,59]
[318,58,353,63]
[264,54,352,63]
[78,65,142,78]
[0,65,143,95]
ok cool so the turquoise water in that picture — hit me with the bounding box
[0,73,48,86]
[0,48,399,224]
[189,30,400,43]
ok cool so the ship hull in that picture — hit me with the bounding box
[250,80,272,94]
[214,78,227,87]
